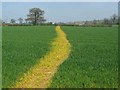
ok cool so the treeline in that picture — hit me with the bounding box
[57,14,119,27]
[2,8,46,26]
[1,14,119,27]
[1,7,119,27]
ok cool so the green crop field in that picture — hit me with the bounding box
[49,26,118,88]
[2,26,118,88]
[2,26,56,88]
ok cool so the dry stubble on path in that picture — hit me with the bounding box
[13,26,71,88]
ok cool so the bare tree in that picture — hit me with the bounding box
[10,19,16,24]
[84,21,89,26]
[103,18,112,27]
[27,8,46,25]
[93,19,97,26]
[110,14,118,24]
[18,18,23,24]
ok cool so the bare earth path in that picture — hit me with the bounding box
[13,26,71,88]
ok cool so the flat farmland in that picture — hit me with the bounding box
[2,26,118,88]
[2,26,56,88]
[50,26,118,88]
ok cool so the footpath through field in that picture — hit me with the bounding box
[14,26,71,88]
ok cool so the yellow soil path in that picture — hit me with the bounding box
[13,26,71,88]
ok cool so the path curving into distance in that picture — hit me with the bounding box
[13,26,71,88]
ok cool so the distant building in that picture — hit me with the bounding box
[74,21,84,26]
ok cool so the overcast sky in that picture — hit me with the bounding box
[2,2,118,22]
